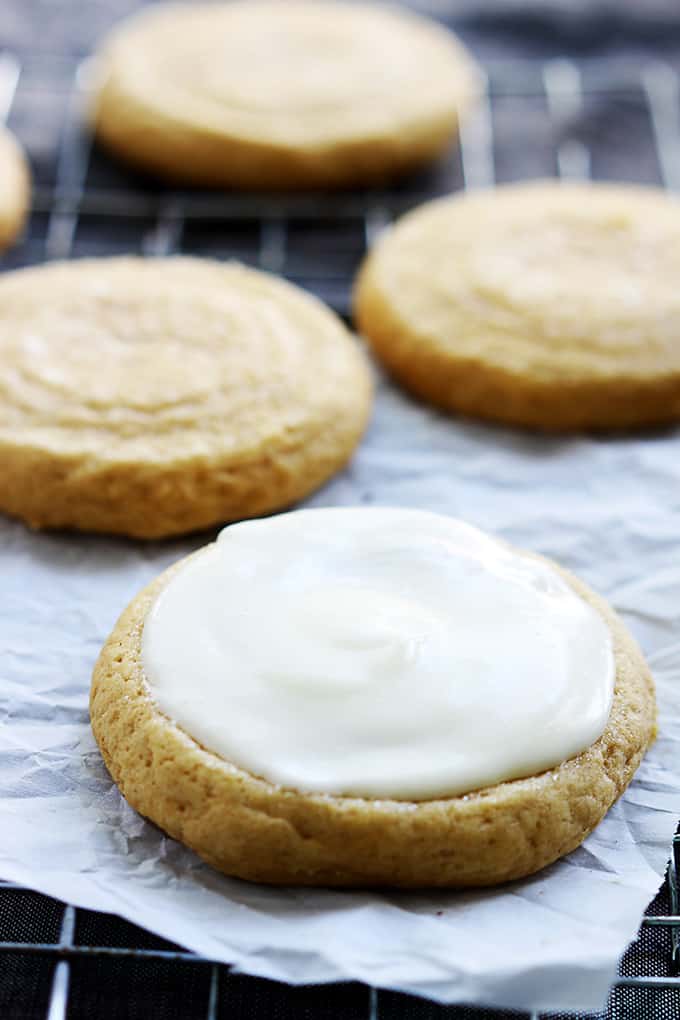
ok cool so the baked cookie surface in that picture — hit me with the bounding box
[91,1,480,189]
[0,257,372,538]
[91,513,655,888]
[0,126,30,252]
[355,181,680,430]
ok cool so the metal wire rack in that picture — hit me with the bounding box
[1,30,680,1020]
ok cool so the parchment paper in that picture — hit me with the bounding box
[1,371,678,1012]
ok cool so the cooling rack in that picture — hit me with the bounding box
[1,23,680,1020]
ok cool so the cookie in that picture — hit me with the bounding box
[90,508,656,888]
[0,257,372,538]
[355,181,680,430]
[0,126,30,252]
[91,1,480,189]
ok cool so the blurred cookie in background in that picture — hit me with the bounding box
[90,1,481,189]
[355,180,680,431]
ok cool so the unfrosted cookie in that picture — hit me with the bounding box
[0,126,30,251]
[91,509,655,888]
[355,181,680,430]
[91,1,480,189]
[0,257,372,538]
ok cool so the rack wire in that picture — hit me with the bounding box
[1,36,680,1020]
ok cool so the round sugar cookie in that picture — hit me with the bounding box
[90,509,656,888]
[355,181,680,430]
[0,126,30,252]
[0,257,372,538]
[91,1,480,189]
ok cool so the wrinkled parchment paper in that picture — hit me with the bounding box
[1,372,678,1012]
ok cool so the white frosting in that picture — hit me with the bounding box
[141,508,614,800]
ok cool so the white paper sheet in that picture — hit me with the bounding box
[0,371,678,1012]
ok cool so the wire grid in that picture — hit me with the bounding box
[0,42,680,1020]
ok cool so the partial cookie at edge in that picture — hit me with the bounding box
[0,126,30,252]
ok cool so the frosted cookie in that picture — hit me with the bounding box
[91,508,655,888]
[0,258,372,538]
[355,181,680,430]
[91,1,480,189]
[0,126,30,251]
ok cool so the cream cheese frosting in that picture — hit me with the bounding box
[141,508,614,800]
